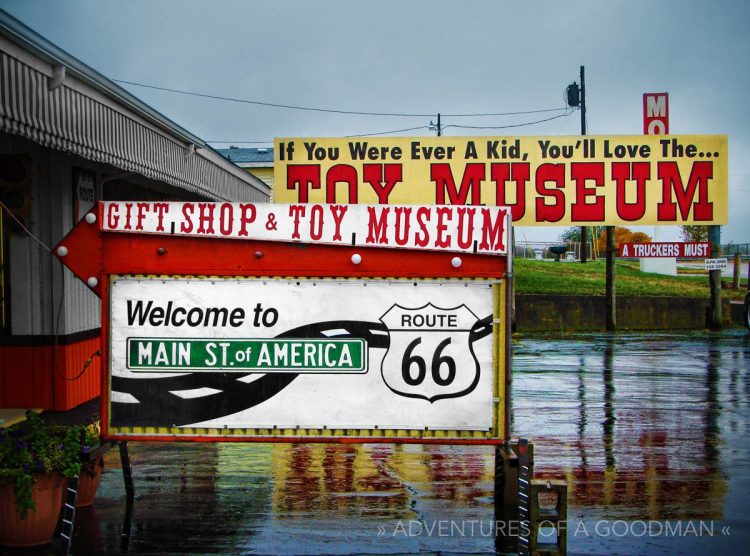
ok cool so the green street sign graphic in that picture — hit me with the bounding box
[127,338,367,373]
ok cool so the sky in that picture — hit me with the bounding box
[1,0,748,244]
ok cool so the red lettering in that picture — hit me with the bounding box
[479,208,506,252]
[329,205,348,241]
[153,202,169,232]
[309,204,324,240]
[124,202,133,230]
[219,203,233,236]
[415,207,431,247]
[613,162,649,221]
[571,162,605,222]
[394,207,412,246]
[326,164,358,204]
[135,203,149,231]
[287,165,320,203]
[107,203,119,229]
[196,203,215,234]
[180,203,194,233]
[435,207,452,248]
[288,205,306,239]
[432,163,485,205]
[366,206,389,244]
[534,164,566,223]
[657,161,714,221]
[492,163,529,221]
[456,207,476,250]
[238,204,257,237]
[363,164,402,204]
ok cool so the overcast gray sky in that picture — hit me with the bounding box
[2,0,748,244]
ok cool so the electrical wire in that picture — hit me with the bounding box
[345,125,430,138]
[113,78,568,119]
[0,202,96,381]
[209,125,431,143]
[0,201,51,252]
[206,111,573,144]
[444,110,574,131]
[52,256,99,382]
[0,201,52,253]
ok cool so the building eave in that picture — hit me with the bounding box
[0,8,270,200]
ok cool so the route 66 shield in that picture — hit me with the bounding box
[379,303,481,403]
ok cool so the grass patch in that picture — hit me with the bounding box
[514,259,747,300]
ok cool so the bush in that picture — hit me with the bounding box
[0,411,86,518]
[596,227,652,253]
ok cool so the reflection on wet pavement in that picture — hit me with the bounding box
[4,331,748,555]
[512,332,749,555]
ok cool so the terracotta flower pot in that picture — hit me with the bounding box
[76,456,104,507]
[0,473,65,547]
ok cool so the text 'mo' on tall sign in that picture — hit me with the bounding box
[644,93,669,135]
[55,201,511,444]
[274,135,727,226]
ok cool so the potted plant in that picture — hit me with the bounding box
[76,419,104,507]
[0,410,83,547]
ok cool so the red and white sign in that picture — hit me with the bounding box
[100,201,509,255]
[643,93,669,135]
[619,242,709,258]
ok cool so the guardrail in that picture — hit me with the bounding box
[722,243,750,256]
[514,241,596,261]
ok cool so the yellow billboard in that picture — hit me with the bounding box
[273,135,728,226]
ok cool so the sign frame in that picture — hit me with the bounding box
[643,93,669,135]
[107,275,505,439]
[55,202,512,445]
[99,200,509,256]
[273,134,728,227]
[618,241,710,258]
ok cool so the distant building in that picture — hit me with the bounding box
[217,146,274,190]
[0,9,269,410]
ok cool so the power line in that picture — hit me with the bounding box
[0,201,51,253]
[444,110,574,130]
[347,125,430,137]
[205,125,430,144]
[205,111,573,144]
[113,78,568,119]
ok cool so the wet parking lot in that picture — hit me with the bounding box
[7,330,750,555]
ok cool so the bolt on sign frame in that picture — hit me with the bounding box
[54,202,512,445]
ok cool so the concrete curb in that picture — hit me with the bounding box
[514,294,737,333]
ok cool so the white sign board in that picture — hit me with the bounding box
[100,201,509,255]
[109,277,496,431]
[705,258,728,271]
[74,169,96,222]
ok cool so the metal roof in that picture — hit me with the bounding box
[217,147,275,164]
[0,8,270,201]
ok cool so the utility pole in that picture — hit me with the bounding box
[605,225,616,330]
[596,64,615,329]
[579,66,588,264]
[708,225,722,328]
[430,114,442,136]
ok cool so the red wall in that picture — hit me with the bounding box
[0,335,101,410]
